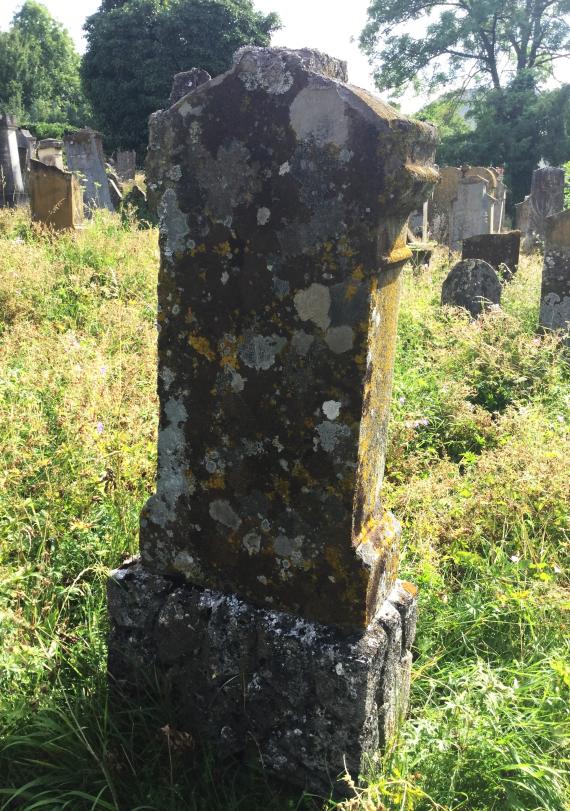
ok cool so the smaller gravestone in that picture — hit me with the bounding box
[169,68,211,105]
[30,158,83,230]
[64,128,114,214]
[121,184,155,226]
[108,178,123,209]
[449,176,493,250]
[528,167,564,239]
[0,113,25,207]
[17,128,35,195]
[37,139,64,170]
[462,231,521,278]
[116,149,136,181]
[442,258,501,318]
[539,209,570,340]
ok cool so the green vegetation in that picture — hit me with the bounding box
[82,0,280,156]
[0,210,568,810]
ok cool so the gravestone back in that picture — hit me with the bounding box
[64,128,114,214]
[142,46,438,632]
[529,167,564,239]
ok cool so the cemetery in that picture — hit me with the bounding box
[0,1,569,809]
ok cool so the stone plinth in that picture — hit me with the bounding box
[462,231,521,278]
[0,113,25,207]
[539,209,570,339]
[64,128,114,214]
[109,559,418,796]
[116,149,136,181]
[37,138,64,170]
[30,158,83,230]
[442,258,501,318]
[528,167,564,239]
[109,46,437,796]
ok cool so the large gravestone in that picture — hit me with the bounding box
[30,159,84,230]
[539,209,570,340]
[528,167,564,239]
[64,128,114,214]
[108,47,437,794]
[0,113,25,207]
[442,258,501,317]
[462,231,521,278]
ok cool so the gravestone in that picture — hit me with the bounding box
[515,196,530,232]
[528,167,564,239]
[539,209,570,340]
[441,258,501,317]
[64,128,114,214]
[121,184,155,226]
[37,138,64,170]
[0,113,25,207]
[449,175,493,250]
[169,67,212,105]
[116,149,136,181]
[108,46,438,795]
[17,128,35,195]
[464,166,498,232]
[429,166,461,243]
[493,176,506,233]
[462,231,521,278]
[29,158,83,230]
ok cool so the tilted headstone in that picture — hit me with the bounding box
[29,158,83,230]
[528,167,565,239]
[108,47,437,794]
[116,149,136,181]
[16,128,35,195]
[449,175,493,250]
[0,113,26,207]
[64,128,114,214]
[442,258,501,317]
[37,138,64,170]
[493,176,506,233]
[539,209,570,340]
[462,231,521,278]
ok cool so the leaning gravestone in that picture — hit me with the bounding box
[0,113,25,207]
[528,167,565,240]
[64,128,114,214]
[29,158,83,230]
[539,209,570,340]
[16,128,35,196]
[116,149,136,181]
[462,231,521,278]
[108,46,438,795]
[442,258,501,318]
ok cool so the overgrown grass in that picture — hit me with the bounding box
[0,209,568,810]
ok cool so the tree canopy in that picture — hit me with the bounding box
[82,0,280,155]
[360,0,570,95]
[0,1,90,132]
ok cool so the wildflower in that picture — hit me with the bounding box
[510,554,521,563]
[100,365,107,376]
[398,396,405,405]
[96,421,104,434]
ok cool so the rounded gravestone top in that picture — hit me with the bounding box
[441,258,501,318]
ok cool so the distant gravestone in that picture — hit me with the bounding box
[121,184,155,226]
[429,166,461,243]
[449,176,493,250]
[442,258,501,317]
[169,68,212,105]
[37,139,64,170]
[64,128,114,214]
[29,158,83,230]
[539,209,570,340]
[116,149,136,181]
[0,113,25,207]
[462,231,521,278]
[16,128,35,195]
[108,46,438,795]
[528,167,564,239]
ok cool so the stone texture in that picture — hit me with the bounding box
[37,138,64,170]
[116,149,136,181]
[64,128,114,214]
[539,208,570,339]
[29,158,83,230]
[169,68,212,105]
[143,45,438,632]
[441,258,501,318]
[0,113,25,207]
[108,558,418,796]
[528,167,564,240]
[462,231,521,278]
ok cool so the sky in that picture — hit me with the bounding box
[0,0,430,112]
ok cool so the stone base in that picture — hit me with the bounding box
[107,559,418,797]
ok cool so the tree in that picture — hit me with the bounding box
[0,1,90,132]
[82,0,280,156]
[360,0,570,96]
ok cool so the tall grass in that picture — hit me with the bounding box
[0,209,568,810]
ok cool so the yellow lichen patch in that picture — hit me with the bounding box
[189,335,215,361]
[218,335,238,368]
[207,472,225,489]
[351,265,365,281]
[275,478,290,501]
[344,282,359,301]
[190,243,206,256]
[213,242,232,257]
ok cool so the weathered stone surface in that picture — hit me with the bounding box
[169,68,212,105]
[29,158,83,230]
[142,46,437,632]
[528,167,564,239]
[64,128,114,214]
[539,208,570,339]
[449,176,493,250]
[108,558,418,796]
[0,113,25,207]
[462,231,521,278]
[116,149,136,181]
[429,166,461,244]
[37,138,64,170]
[441,258,501,317]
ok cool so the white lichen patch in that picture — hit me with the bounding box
[235,49,294,95]
[294,283,331,331]
[279,161,291,175]
[173,550,203,580]
[239,333,286,370]
[257,207,271,225]
[148,398,190,527]
[291,330,314,356]
[315,421,351,453]
[325,325,354,353]
[243,532,262,556]
[158,188,189,259]
[209,499,241,529]
[289,84,349,147]
[322,400,341,420]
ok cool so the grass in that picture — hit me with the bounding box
[0,208,568,810]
